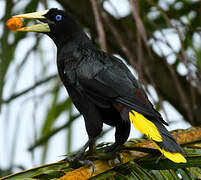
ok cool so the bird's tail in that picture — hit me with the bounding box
[129,110,186,163]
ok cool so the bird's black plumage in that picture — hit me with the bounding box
[21,8,186,163]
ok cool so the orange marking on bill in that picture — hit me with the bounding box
[6,17,23,32]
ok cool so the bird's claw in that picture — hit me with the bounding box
[80,159,95,173]
[95,151,122,164]
[64,156,95,173]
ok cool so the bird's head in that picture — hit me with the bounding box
[13,8,83,46]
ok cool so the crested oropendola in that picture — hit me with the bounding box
[10,8,186,164]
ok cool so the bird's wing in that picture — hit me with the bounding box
[76,52,162,120]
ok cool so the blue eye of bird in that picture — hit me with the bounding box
[55,14,62,21]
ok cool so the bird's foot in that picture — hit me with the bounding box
[99,151,121,160]
[92,142,122,163]
[92,150,122,166]
[64,154,95,172]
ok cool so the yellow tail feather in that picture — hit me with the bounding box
[129,110,187,163]
[154,143,187,163]
[129,110,162,142]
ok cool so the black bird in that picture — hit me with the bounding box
[13,8,186,163]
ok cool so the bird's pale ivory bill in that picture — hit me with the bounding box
[13,10,50,32]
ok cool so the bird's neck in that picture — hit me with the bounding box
[56,32,94,65]
[51,30,91,50]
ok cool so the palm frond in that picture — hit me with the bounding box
[1,127,201,180]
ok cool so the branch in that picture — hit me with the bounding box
[89,0,107,52]
[2,74,57,104]
[129,0,153,58]
[28,114,80,151]
[129,0,147,45]
[102,11,137,68]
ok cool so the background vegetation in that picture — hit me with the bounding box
[0,0,200,178]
